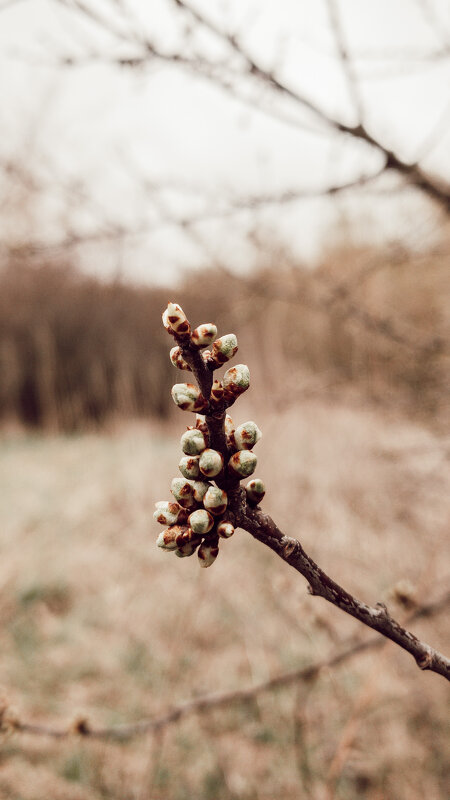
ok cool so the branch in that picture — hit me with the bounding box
[171,0,450,213]
[239,506,450,680]
[9,590,449,742]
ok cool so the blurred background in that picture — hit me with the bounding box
[0,1,449,798]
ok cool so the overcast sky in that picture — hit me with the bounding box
[1,0,449,284]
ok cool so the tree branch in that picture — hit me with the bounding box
[238,506,450,680]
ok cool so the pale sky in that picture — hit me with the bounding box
[1,0,449,284]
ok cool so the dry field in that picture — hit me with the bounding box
[0,397,449,800]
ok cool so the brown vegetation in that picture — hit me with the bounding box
[1,237,449,432]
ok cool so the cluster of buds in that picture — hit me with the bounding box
[154,303,266,567]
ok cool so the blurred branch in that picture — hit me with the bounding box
[170,0,450,213]
[8,589,449,742]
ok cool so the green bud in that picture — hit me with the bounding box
[171,383,208,413]
[228,450,257,478]
[212,334,238,365]
[171,477,195,508]
[234,421,262,450]
[180,429,207,455]
[188,508,214,534]
[193,480,210,503]
[179,455,200,479]
[223,364,250,400]
[245,478,266,505]
[153,501,182,526]
[199,448,224,478]
[203,486,228,516]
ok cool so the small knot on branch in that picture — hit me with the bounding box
[281,537,297,558]
[416,647,434,671]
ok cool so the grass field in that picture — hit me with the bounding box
[0,397,449,799]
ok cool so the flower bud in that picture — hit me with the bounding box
[217,521,235,539]
[210,380,224,406]
[171,383,208,413]
[175,540,201,558]
[175,525,196,546]
[171,477,195,508]
[203,486,228,516]
[223,364,250,400]
[162,302,190,337]
[180,428,207,455]
[179,455,200,479]
[156,527,180,550]
[169,346,191,371]
[191,323,218,349]
[153,501,183,526]
[198,541,219,568]
[188,508,214,534]
[234,421,262,450]
[199,448,224,478]
[193,480,210,503]
[228,450,257,478]
[245,478,266,505]
[224,414,235,436]
[211,334,238,365]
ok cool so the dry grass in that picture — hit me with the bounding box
[0,397,449,799]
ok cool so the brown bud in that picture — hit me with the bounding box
[210,380,224,406]
[153,501,183,526]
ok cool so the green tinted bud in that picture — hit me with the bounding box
[199,448,224,478]
[223,364,250,400]
[171,383,208,413]
[188,509,214,534]
[153,501,182,525]
[228,450,257,478]
[171,477,195,508]
[234,421,262,450]
[203,486,228,516]
[212,334,238,365]
[193,481,210,503]
[180,429,207,455]
[245,478,266,505]
[179,455,200,479]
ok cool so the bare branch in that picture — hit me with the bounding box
[240,506,450,681]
